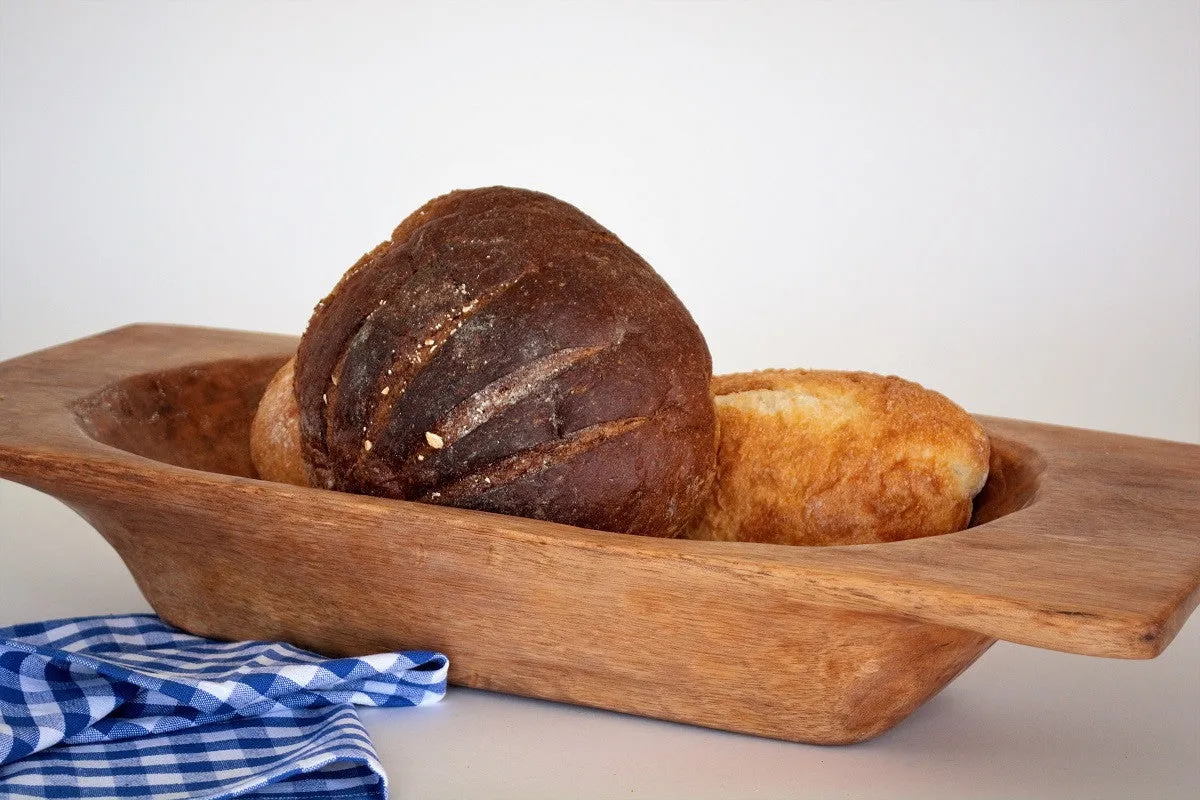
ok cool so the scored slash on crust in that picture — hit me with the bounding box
[342,273,531,470]
[430,344,607,447]
[390,344,614,495]
[337,260,617,487]
[418,415,648,503]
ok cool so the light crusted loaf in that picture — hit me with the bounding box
[687,369,990,546]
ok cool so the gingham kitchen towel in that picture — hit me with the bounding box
[0,614,448,799]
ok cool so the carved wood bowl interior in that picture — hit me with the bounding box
[69,354,1047,531]
[1,325,1197,745]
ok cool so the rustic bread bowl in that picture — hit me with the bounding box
[1,324,1197,744]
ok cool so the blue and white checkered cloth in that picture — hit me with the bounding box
[0,615,448,799]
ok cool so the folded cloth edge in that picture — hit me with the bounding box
[0,613,448,800]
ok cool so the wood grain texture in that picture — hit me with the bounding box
[1,325,1198,743]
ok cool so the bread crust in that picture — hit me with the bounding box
[292,186,716,537]
[249,356,308,487]
[687,369,990,546]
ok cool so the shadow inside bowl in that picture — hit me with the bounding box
[71,356,288,479]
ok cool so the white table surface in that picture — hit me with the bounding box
[2,478,1197,800]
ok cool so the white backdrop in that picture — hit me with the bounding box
[2,4,1199,799]
[2,0,1197,443]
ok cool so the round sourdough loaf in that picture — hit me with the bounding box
[688,369,990,546]
[277,186,715,537]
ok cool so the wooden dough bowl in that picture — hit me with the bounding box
[1,325,1197,745]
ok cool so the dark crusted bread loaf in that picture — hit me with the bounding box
[290,186,716,537]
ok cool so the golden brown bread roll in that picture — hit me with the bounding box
[254,186,717,538]
[249,356,308,487]
[686,369,990,546]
